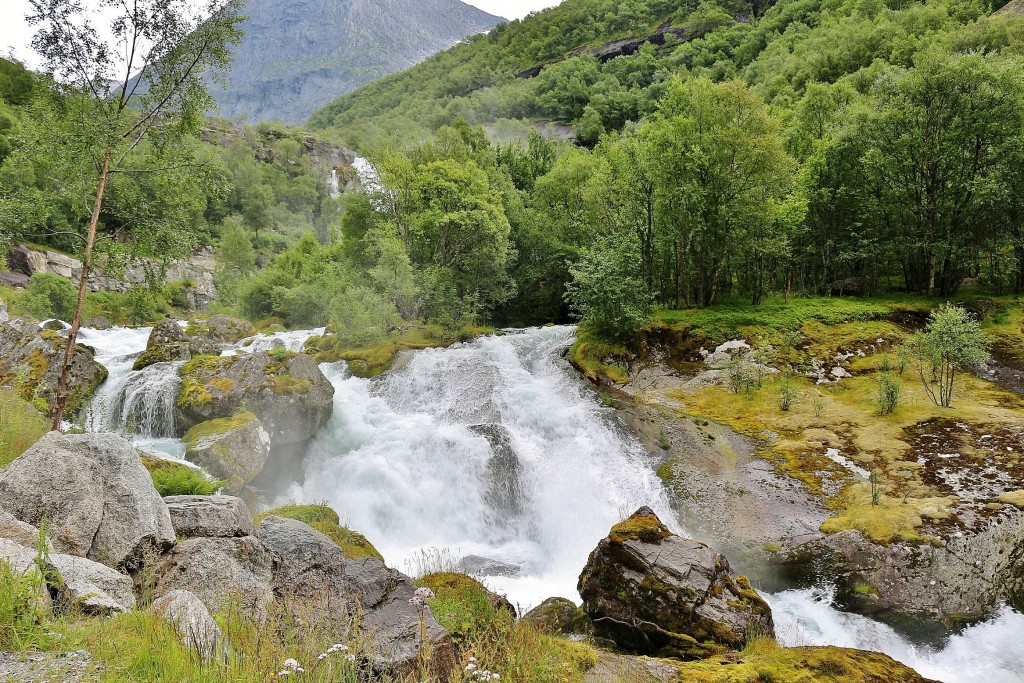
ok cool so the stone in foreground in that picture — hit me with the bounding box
[164,495,256,538]
[153,589,224,660]
[0,432,175,568]
[578,507,773,658]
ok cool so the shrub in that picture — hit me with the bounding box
[24,272,76,321]
[778,374,800,411]
[143,457,223,496]
[875,372,901,415]
[905,304,990,408]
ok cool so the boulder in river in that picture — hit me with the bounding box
[133,318,221,371]
[175,350,334,453]
[578,506,774,658]
[188,314,254,344]
[0,432,175,568]
[0,317,108,416]
[256,515,456,679]
[181,412,271,494]
[164,495,255,539]
[522,596,592,636]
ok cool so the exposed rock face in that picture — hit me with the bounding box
[0,271,28,288]
[0,318,108,416]
[7,244,50,276]
[175,351,334,454]
[0,509,53,552]
[256,516,455,678]
[0,432,175,568]
[182,412,272,494]
[49,553,136,615]
[164,495,256,539]
[154,536,276,618]
[578,507,774,658]
[153,589,224,660]
[522,597,593,636]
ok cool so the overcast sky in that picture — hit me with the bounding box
[0,1,563,69]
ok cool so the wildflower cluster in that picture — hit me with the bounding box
[408,586,435,607]
[273,644,357,678]
[465,656,500,681]
[316,642,356,663]
[276,658,304,676]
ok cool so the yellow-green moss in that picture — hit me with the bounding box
[182,411,258,446]
[656,459,677,480]
[0,391,49,468]
[209,377,235,393]
[566,328,630,385]
[609,512,672,545]
[417,572,511,642]
[141,456,223,497]
[255,504,384,561]
[272,375,313,395]
[998,490,1024,508]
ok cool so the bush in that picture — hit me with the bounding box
[565,236,652,341]
[24,272,76,321]
[143,457,223,496]
[905,304,990,408]
[875,372,901,415]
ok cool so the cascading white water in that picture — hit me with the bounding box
[224,327,326,355]
[288,325,673,607]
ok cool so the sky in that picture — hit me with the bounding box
[0,0,564,69]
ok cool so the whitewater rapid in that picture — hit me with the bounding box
[74,322,1024,682]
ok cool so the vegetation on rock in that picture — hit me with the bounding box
[255,504,384,562]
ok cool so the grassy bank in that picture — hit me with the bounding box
[0,390,49,468]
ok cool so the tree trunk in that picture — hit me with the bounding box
[51,147,112,430]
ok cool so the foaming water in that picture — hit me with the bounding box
[769,587,1024,682]
[225,327,326,355]
[289,326,671,608]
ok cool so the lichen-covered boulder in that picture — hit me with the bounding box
[153,536,276,619]
[133,318,222,371]
[522,597,592,636]
[181,412,271,494]
[0,318,108,416]
[187,314,254,344]
[0,432,175,568]
[164,495,255,539]
[256,516,456,679]
[175,351,333,451]
[153,589,224,660]
[49,553,136,615]
[578,507,774,659]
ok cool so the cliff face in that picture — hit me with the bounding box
[208,0,503,124]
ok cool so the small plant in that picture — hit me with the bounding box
[870,470,881,506]
[272,345,289,361]
[725,356,750,394]
[657,429,671,450]
[812,395,825,418]
[778,374,800,411]
[875,372,901,416]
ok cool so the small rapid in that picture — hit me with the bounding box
[288,326,672,607]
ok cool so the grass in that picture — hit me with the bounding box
[0,390,49,468]
[255,504,384,562]
[566,326,630,384]
[141,456,224,497]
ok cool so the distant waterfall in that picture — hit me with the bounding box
[329,168,340,198]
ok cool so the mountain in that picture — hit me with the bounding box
[208,0,504,124]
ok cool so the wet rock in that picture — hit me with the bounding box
[181,412,271,494]
[0,317,108,416]
[175,351,333,454]
[133,318,223,371]
[83,316,111,330]
[578,507,774,658]
[523,597,593,636]
[164,495,255,538]
[49,553,136,615]
[153,589,224,660]
[0,432,175,568]
[256,515,456,679]
[191,314,254,343]
[154,536,276,618]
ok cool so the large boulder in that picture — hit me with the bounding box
[7,244,48,276]
[133,318,220,371]
[522,597,592,636]
[181,412,271,494]
[256,516,456,679]
[175,351,333,452]
[153,589,224,660]
[83,316,111,330]
[49,553,136,615]
[188,314,254,344]
[0,318,108,416]
[0,271,29,288]
[153,536,276,618]
[578,507,774,658]
[164,495,255,539]
[0,432,175,568]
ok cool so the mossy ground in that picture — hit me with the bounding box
[618,295,1024,546]
[0,390,49,468]
[255,503,384,562]
[566,327,631,384]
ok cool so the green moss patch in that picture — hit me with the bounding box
[609,511,672,545]
[418,572,511,643]
[141,456,224,497]
[255,503,384,561]
[182,411,258,446]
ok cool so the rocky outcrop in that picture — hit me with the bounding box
[164,495,255,539]
[181,412,271,494]
[0,432,175,568]
[522,597,593,636]
[49,553,136,615]
[256,516,455,678]
[0,318,108,416]
[188,314,254,344]
[153,589,224,660]
[175,351,333,458]
[0,271,28,288]
[153,536,276,618]
[578,507,774,658]
[133,318,220,371]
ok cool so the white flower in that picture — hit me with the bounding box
[466,663,477,671]
[414,586,435,600]
[282,659,300,671]
[468,656,477,662]
[346,654,356,662]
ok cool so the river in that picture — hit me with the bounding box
[76,322,1024,682]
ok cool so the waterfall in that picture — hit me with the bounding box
[287,326,672,607]
[329,168,340,198]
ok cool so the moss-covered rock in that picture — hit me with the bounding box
[141,456,224,497]
[578,507,774,659]
[134,318,222,371]
[522,596,594,637]
[0,317,107,417]
[417,572,517,639]
[186,314,254,344]
[182,411,271,495]
[254,503,383,561]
